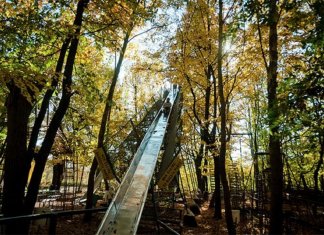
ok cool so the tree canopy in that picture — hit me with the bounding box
[0,0,323,234]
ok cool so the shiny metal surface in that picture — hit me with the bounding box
[97,90,178,235]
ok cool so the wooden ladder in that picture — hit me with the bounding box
[209,166,215,192]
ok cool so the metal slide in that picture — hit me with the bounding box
[79,96,163,202]
[97,88,179,235]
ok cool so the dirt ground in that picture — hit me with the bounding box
[30,202,231,235]
[182,201,323,235]
[29,202,236,235]
[30,202,224,234]
[182,201,229,235]
[29,201,320,234]
[30,213,104,235]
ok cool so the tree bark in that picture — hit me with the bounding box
[194,144,204,191]
[314,135,323,191]
[50,162,64,190]
[247,105,260,208]
[78,165,85,192]
[267,0,283,234]
[2,1,88,234]
[3,85,32,225]
[27,37,71,157]
[217,0,235,234]
[24,0,90,215]
[83,158,98,221]
[84,28,132,218]
[213,154,222,219]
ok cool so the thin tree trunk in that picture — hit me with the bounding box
[78,166,85,192]
[300,173,308,190]
[211,41,221,218]
[24,0,89,215]
[267,0,283,234]
[213,154,222,219]
[84,29,132,220]
[194,144,204,191]
[217,0,235,233]
[27,37,71,157]
[247,105,260,208]
[50,162,64,190]
[320,175,324,191]
[314,135,323,191]
[84,159,98,222]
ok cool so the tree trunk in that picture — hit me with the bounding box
[213,154,222,219]
[267,1,283,234]
[24,0,89,215]
[314,135,323,191]
[78,165,85,192]
[217,0,235,233]
[247,105,260,208]
[50,162,64,190]
[300,173,308,190]
[84,28,132,218]
[194,144,204,191]
[2,85,32,234]
[27,37,71,158]
[84,159,98,221]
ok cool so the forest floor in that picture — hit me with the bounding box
[182,201,256,235]
[182,201,229,234]
[29,201,249,235]
[30,201,241,235]
[183,201,323,235]
[29,200,321,234]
